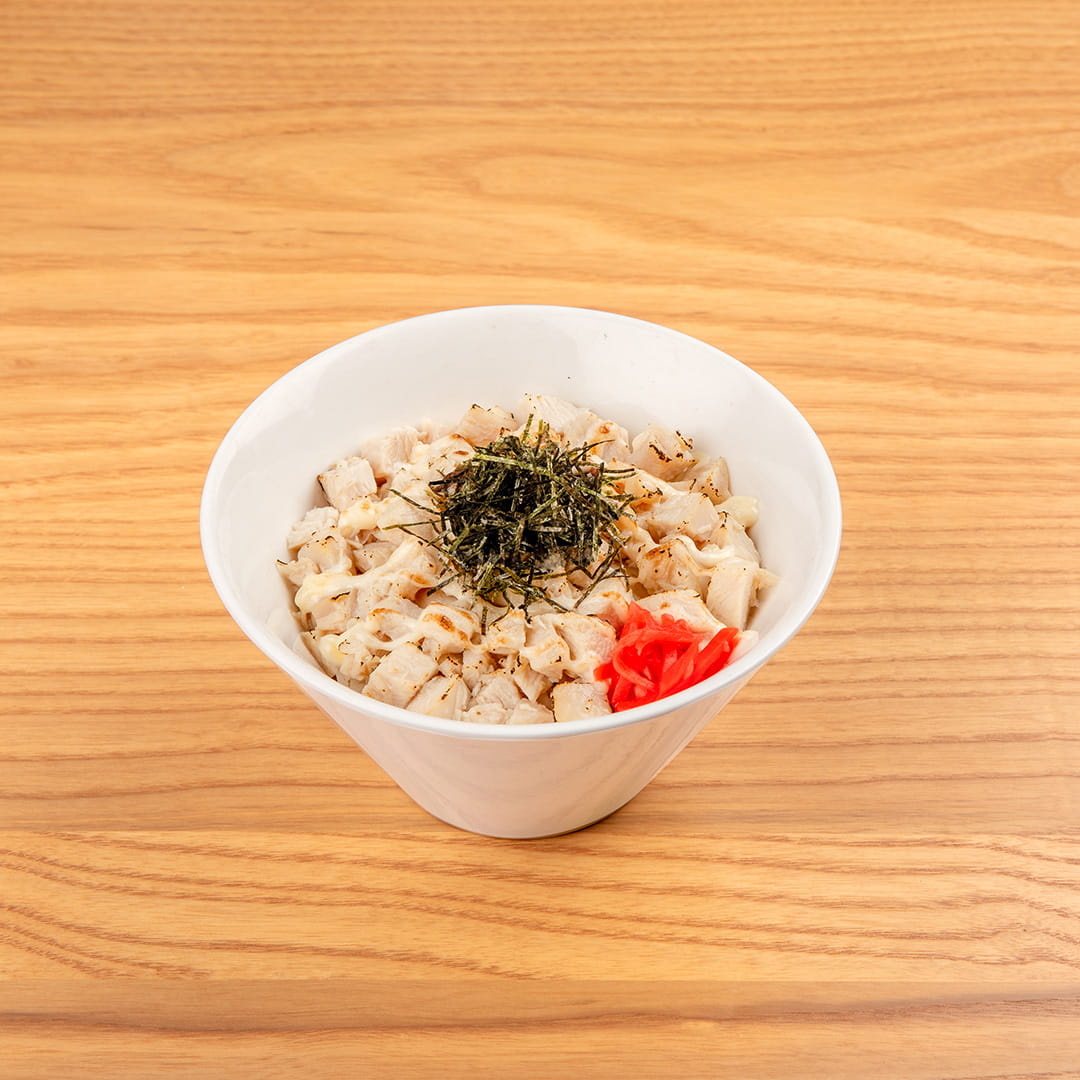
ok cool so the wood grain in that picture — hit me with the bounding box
[2,0,1080,1076]
[3,982,1080,1080]
[6,830,1080,979]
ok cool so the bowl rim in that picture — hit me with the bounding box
[200,304,842,741]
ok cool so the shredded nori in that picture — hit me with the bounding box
[404,418,633,611]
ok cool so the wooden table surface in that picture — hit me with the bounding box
[4,1,1079,1076]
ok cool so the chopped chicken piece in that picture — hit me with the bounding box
[455,403,517,446]
[636,488,719,544]
[615,519,656,567]
[309,593,357,633]
[414,603,481,659]
[359,426,421,483]
[545,612,615,679]
[337,499,380,537]
[519,615,570,680]
[636,536,712,596]
[583,417,632,462]
[709,511,761,563]
[551,681,612,723]
[318,456,378,511]
[540,572,589,611]
[294,572,366,618]
[337,645,380,686]
[406,434,475,485]
[336,595,420,655]
[339,618,383,656]
[346,537,442,619]
[280,530,354,586]
[684,458,732,504]
[364,603,420,647]
[472,672,524,712]
[507,655,551,702]
[287,506,339,551]
[416,417,452,442]
[460,646,496,692]
[514,393,590,441]
[756,566,780,593]
[303,630,348,679]
[364,642,438,708]
[617,467,665,502]
[629,424,696,481]
[438,654,463,677]
[410,675,468,720]
[278,559,309,587]
[637,589,726,637]
[350,539,398,573]
[515,394,631,460]
[507,701,556,725]
[373,479,437,539]
[461,702,509,725]
[706,559,758,630]
[482,609,527,655]
[422,578,479,608]
[718,495,759,529]
[300,532,354,574]
[572,577,634,625]
[336,626,384,684]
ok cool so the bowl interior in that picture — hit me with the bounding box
[202,305,841,732]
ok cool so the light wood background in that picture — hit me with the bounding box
[3,1,1079,1076]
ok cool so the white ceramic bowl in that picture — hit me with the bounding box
[201,306,841,838]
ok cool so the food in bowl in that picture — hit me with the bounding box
[279,393,775,724]
[203,305,842,837]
